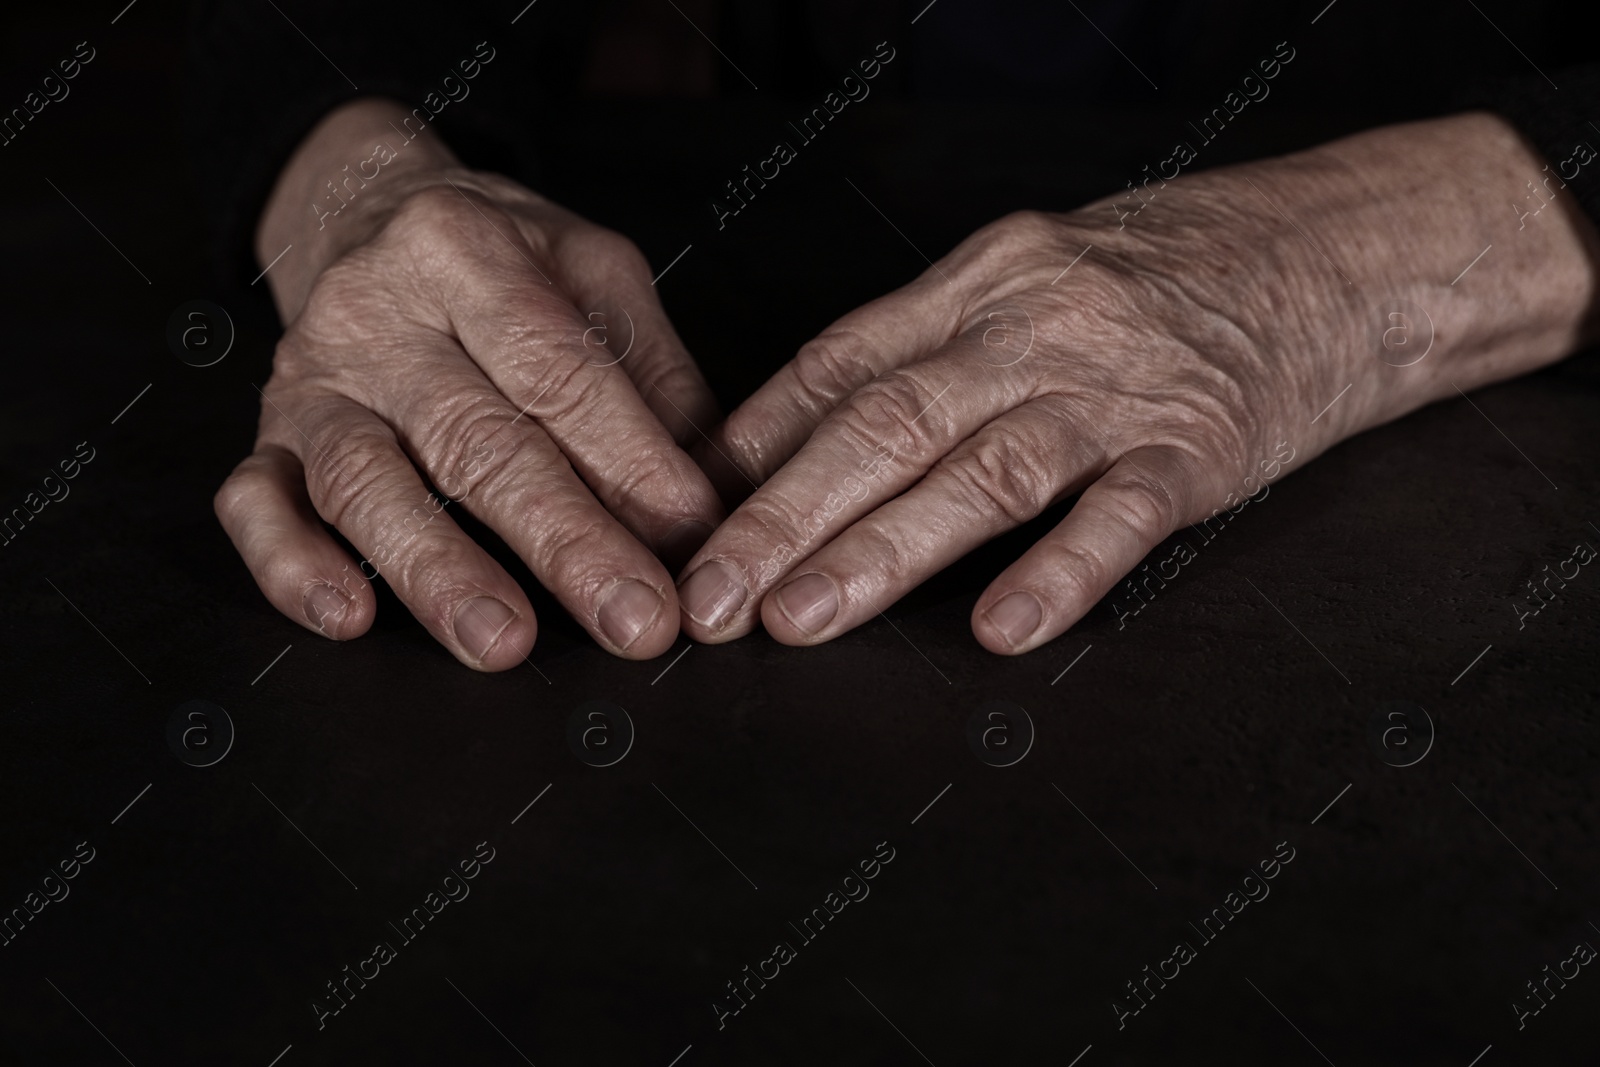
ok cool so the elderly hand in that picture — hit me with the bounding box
[216,98,722,668]
[679,113,1598,653]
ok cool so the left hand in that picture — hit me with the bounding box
[673,114,1599,653]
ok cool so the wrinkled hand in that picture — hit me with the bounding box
[678,114,1598,653]
[217,102,722,668]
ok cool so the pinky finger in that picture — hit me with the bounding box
[971,444,1204,654]
[214,444,376,641]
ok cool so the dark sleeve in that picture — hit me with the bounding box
[1461,62,1600,229]
[184,0,594,306]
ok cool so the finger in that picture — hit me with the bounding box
[556,231,721,448]
[677,335,1033,641]
[260,391,540,671]
[694,271,966,500]
[972,444,1207,654]
[383,356,684,658]
[214,444,376,641]
[760,398,1104,644]
[444,228,724,562]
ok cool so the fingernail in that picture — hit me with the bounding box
[984,591,1043,649]
[775,572,839,636]
[302,584,349,635]
[598,579,664,651]
[454,596,517,661]
[679,560,747,629]
[660,520,714,574]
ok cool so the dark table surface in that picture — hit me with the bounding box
[3,4,1598,1065]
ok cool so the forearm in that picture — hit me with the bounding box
[256,97,462,320]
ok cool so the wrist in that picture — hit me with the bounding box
[256,97,461,318]
[1252,113,1600,434]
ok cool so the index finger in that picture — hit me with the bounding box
[676,335,1032,641]
[694,272,965,501]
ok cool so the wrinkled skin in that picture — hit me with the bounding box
[680,115,1598,653]
[217,167,723,668]
[221,106,1596,665]
[680,197,1332,653]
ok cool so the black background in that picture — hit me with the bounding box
[2,1,1597,1064]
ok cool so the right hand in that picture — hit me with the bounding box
[215,99,723,668]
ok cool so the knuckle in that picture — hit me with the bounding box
[973,210,1053,259]
[257,544,314,599]
[631,354,698,406]
[424,397,522,495]
[390,184,550,278]
[294,266,367,334]
[213,461,262,523]
[528,356,607,424]
[476,311,596,410]
[305,429,396,530]
[499,302,586,356]
[581,227,650,275]
[293,257,418,350]
[843,517,914,586]
[791,330,876,418]
[391,537,471,631]
[600,446,683,509]
[996,208,1052,239]
[1167,389,1251,467]
[835,371,940,458]
[539,515,619,599]
[733,493,813,557]
[938,430,1050,525]
[1045,260,1133,332]
[390,184,475,241]
[1097,471,1179,542]
[1049,538,1115,607]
